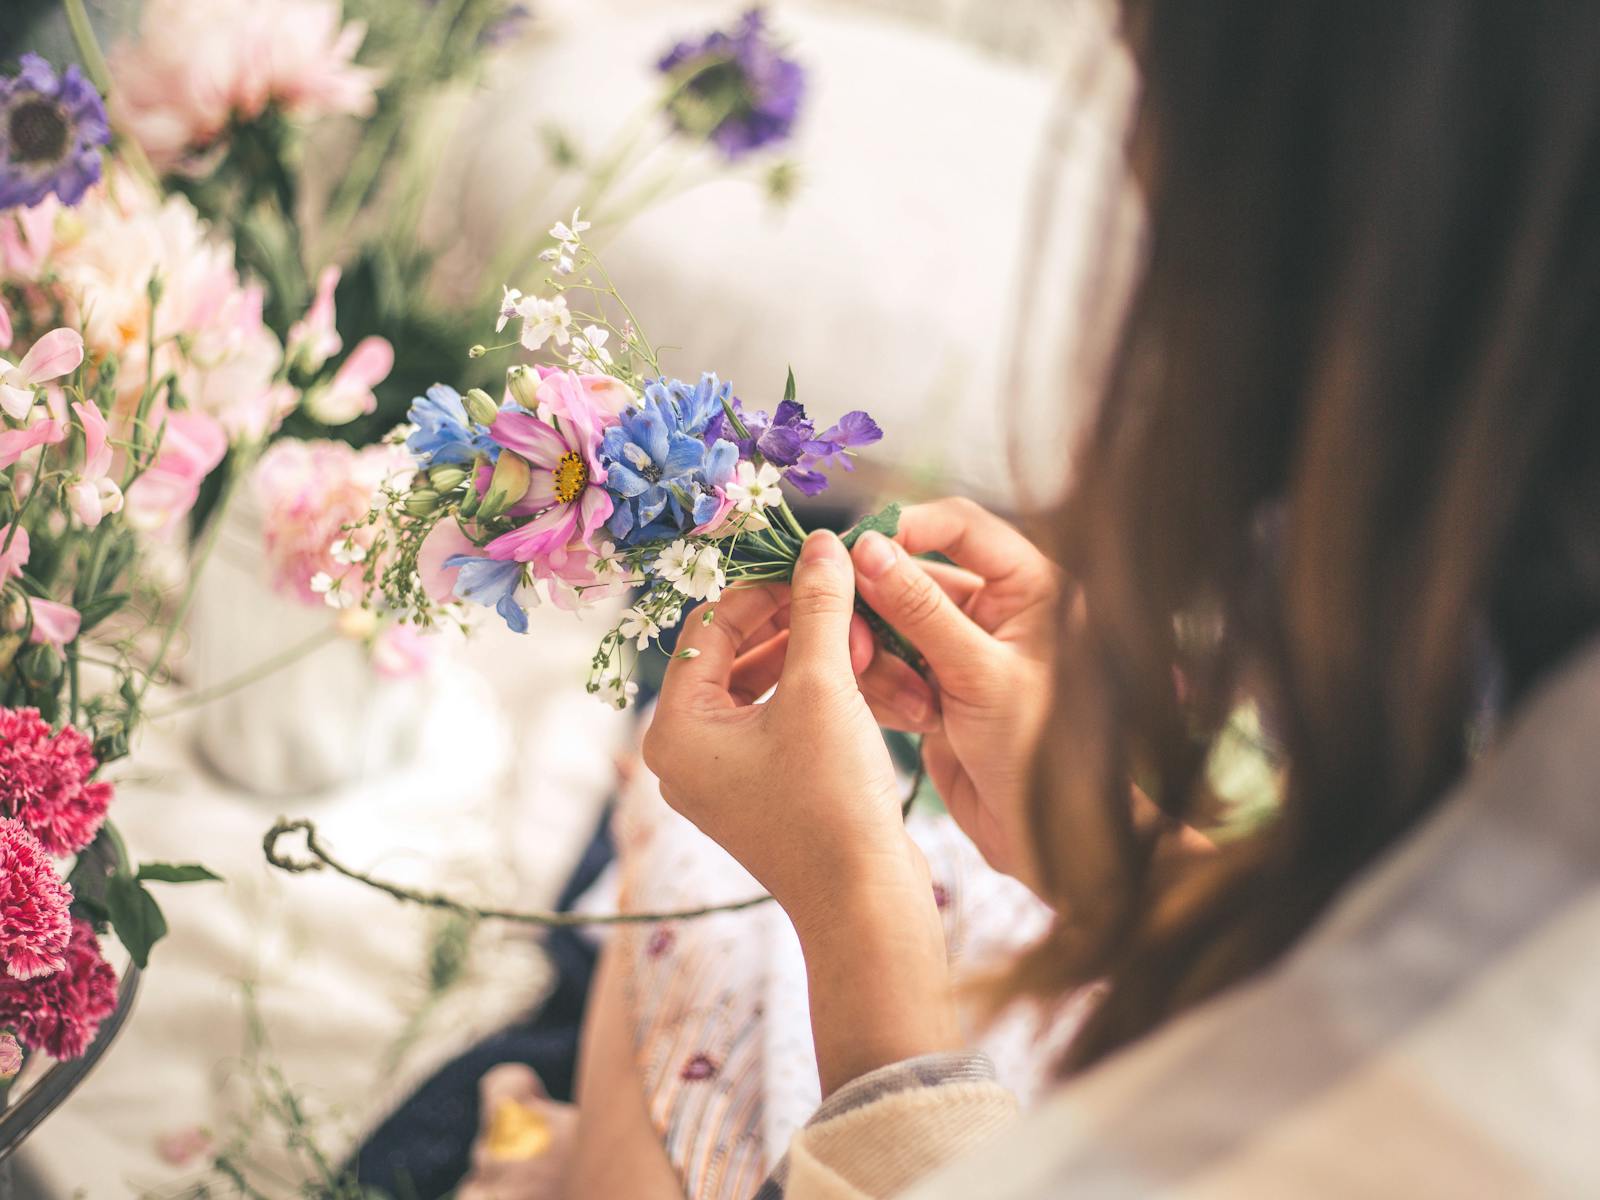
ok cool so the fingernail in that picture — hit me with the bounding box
[899,683,934,727]
[854,531,895,580]
[801,529,838,565]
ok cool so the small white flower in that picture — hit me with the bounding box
[309,572,335,594]
[567,324,613,367]
[549,208,591,246]
[539,246,575,275]
[495,286,524,333]
[618,605,662,649]
[676,544,726,602]
[655,539,697,585]
[589,540,626,579]
[514,294,572,352]
[725,460,784,514]
[323,586,356,610]
[329,536,367,565]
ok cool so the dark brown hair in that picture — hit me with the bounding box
[1017,1,1600,1069]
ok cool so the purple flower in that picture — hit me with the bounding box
[0,55,109,211]
[657,9,805,161]
[706,398,881,496]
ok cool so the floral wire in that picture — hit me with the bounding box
[263,742,927,927]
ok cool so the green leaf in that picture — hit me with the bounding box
[105,875,168,969]
[840,502,902,550]
[75,592,129,633]
[137,862,224,885]
[783,367,797,404]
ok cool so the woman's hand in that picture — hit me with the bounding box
[644,530,960,1093]
[849,499,1063,882]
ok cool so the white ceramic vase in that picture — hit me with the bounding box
[186,497,427,797]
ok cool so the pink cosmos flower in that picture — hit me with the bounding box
[65,401,123,528]
[483,380,614,576]
[0,327,84,420]
[110,0,379,170]
[0,818,73,982]
[255,438,409,604]
[0,707,114,856]
[304,336,393,425]
[123,410,228,534]
[286,264,342,372]
[0,918,118,1062]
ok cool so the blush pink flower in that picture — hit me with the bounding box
[286,265,342,372]
[369,623,435,680]
[109,0,379,170]
[0,529,83,654]
[303,336,393,425]
[0,818,73,982]
[0,524,29,583]
[255,438,410,604]
[0,418,65,471]
[123,410,228,534]
[416,516,477,604]
[0,707,114,856]
[0,919,118,1062]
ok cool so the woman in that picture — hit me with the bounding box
[638,0,1600,1196]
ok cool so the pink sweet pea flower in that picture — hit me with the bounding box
[0,525,29,582]
[24,599,81,651]
[286,265,342,373]
[0,420,65,471]
[1,328,85,420]
[305,336,392,425]
[123,410,228,533]
[65,402,123,528]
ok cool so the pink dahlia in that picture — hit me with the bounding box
[0,919,118,1061]
[0,818,72,981]
[0,707,113,856]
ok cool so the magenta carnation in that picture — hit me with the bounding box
[0,919,118,1061]
[0,818,72,981]
[0,707,113,855]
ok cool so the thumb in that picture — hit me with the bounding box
[781,529,858,685]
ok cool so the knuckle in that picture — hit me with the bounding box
[891,568,945,627]
[641,721,670,778]
[789,578,849,621]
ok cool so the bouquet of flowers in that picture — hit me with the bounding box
[348,217,887,709]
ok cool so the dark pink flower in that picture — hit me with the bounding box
[0,707,113,855]
[0,918,118,1061]
[0,818,72,980]
[0,1031,21,1079]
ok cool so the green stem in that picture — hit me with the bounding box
[132,449,251,706]
[60,0,113,96]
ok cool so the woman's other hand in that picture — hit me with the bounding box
[850,498,1063,882]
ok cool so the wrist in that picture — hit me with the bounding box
[786,839,962,1095]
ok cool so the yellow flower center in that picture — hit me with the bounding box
[554,451,589,504]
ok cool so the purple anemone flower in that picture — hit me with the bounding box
[0,54,109,211]
[706,398,881,496]
[657,8,805,161]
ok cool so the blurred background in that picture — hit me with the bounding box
[0,0,1134,1193]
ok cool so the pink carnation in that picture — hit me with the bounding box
[0,707,114,856]
[0,1032,21,1080]
[0,818,73,981]
[0,919,118,1061]
[255,439,410,604]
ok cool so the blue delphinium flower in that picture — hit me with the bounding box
[600,374,739,543]
[705,398,881,495]
[444,554,529,633]
[657,9,806,162]
[0,54,110,210]
[406,384,501,466]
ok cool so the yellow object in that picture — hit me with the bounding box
[483,1097,553,1162]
